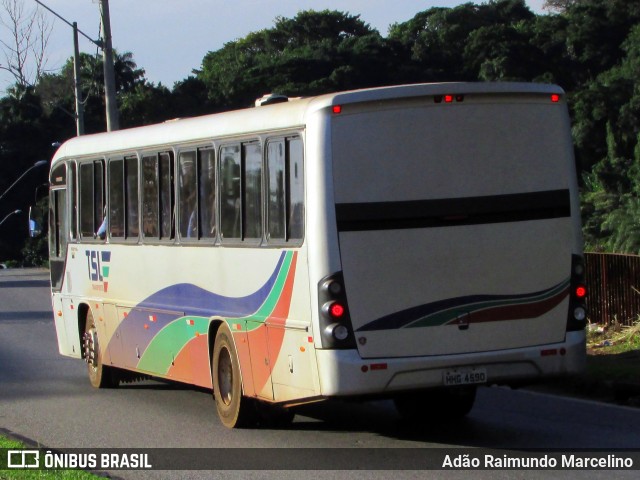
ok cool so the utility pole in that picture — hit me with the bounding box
[72,22,85,136]
[99,0,119,131]
[35,0,102,136]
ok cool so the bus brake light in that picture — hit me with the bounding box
[330,302,345,318]
[575,285,586,298]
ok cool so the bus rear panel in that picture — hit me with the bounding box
[315,86,585,397]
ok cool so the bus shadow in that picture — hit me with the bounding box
[113,379,622,449]
[116,378,210,393]
[113,380,527,447]
[290,398,540,448]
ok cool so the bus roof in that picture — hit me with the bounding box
[51,82,564,165]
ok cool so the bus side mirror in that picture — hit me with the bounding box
[28,206,42,238]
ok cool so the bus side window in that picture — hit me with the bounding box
[267,140,286,241]
[109,159,124,238]
[142,154,159,238]
[266,136,304,243]
[199,148,216,239]
[159,152,174,240]
[68,162,77,241]
[49,189,67,257]
[79,160,105,240]
[243,143,262,240]
[287,137,304,241]
[178,151,197,239]
[220,145,241,240]
[125,156,139,239]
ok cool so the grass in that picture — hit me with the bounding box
[0,436,99,480]
[586,318,640,355]
[535,319,640,406]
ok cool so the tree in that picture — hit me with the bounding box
[0,0,52,87]
[35,50,146,134]
[543,0,583,12]
[388,0,536,82]
[197,10,389,109]
[579,24,640,252]
[0,84,50,262]
[119,82,172,128]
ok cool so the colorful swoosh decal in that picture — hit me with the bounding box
[105,251,298,392]
[356,278,570,331]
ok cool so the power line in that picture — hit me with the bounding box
[33,0,103,48]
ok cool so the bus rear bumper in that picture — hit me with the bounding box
[315,330,586,397]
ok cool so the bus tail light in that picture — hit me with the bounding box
[318,272,356,349]
[567,255,587,331]
[325,301,346,319]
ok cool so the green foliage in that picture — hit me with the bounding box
[197,10,392,109]
[4,0,640,260]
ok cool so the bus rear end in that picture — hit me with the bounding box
[313,83,585,418]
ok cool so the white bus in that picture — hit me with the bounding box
[48,82,587,428]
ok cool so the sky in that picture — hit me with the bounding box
[1,0,547,93]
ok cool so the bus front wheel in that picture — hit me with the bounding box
[211,323,256,428]
[83,309,118,388]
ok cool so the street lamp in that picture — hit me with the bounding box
[0,160,48,203]
[0,210,22,228]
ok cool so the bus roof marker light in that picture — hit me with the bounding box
[332,105,342,114]
[444,95,454,103]
[551,94,560,103]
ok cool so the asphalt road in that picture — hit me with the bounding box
[1,268,639,480]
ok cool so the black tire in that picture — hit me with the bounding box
[83,308,119,388]
[394,386,476,424]
[211,323,256,428]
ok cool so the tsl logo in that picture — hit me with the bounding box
[85,250,111,292]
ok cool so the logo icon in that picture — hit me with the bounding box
[85,250,111,292]
[7,450,39,469]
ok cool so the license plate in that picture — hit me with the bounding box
[443,368,487,386]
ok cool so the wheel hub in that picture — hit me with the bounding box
[82,329,98,368]
[218,347,233,406]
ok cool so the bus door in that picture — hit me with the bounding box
[49,162,80,357]
[49,163,68,292]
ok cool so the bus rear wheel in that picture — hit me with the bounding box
[83,309,118,388]
[211,323,256,428]
[394,386,476,424]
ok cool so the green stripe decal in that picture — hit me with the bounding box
[137,316,208,374]
[407,278,570,328]
[357,277,571,332]
[136,251,294,374]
